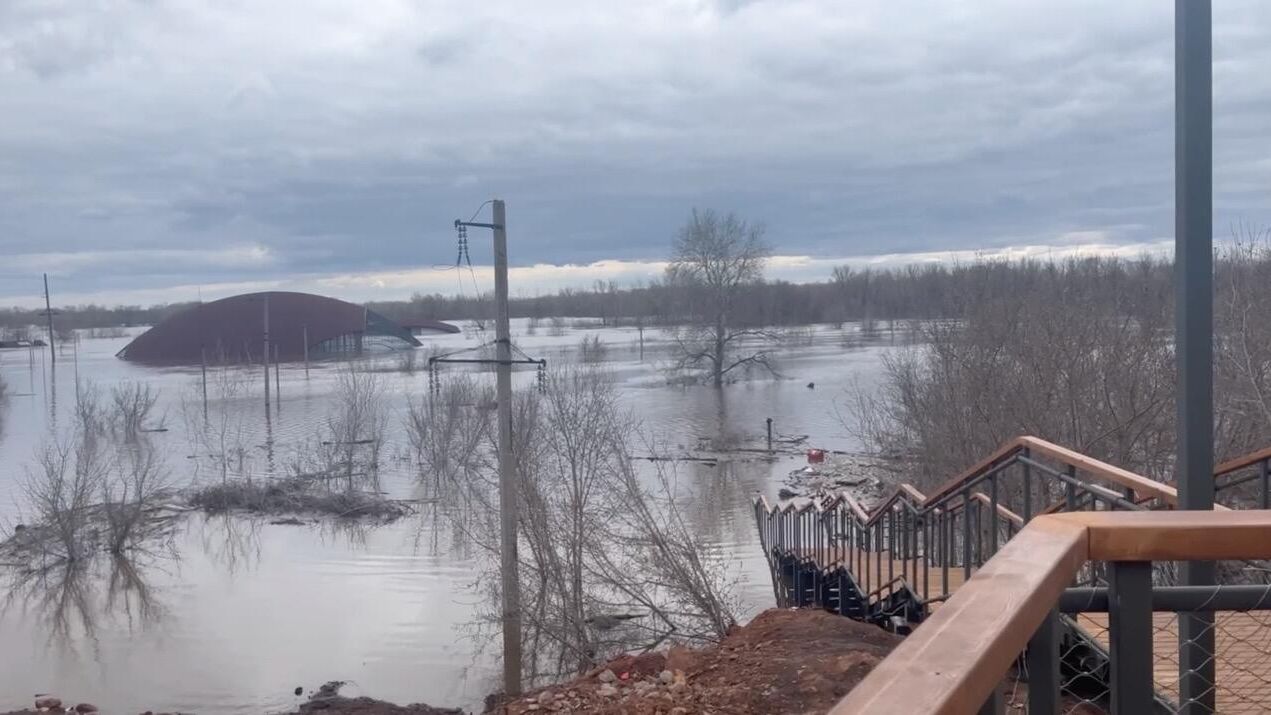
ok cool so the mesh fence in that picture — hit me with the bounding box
[1004,583,1271,713]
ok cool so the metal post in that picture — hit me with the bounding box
[200,346,208,421]
[963,492,972,578]
[1261,459,1270,510]
[263,293,271,408]
[43,273,55,365]
[1108,561,1154,714]
[990,475,999,554]
[274,344,281,405]
[492,199,522,696]
[766,417,773,452]
[1176,2,1215,711]
[1027,610,1060,714]
[303,324,310,378]
[1022,449,1033,522]
[977,687,1003,715]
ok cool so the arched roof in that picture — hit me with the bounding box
[117,291,425,364]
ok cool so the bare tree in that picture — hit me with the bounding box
[449,366,738,684]
[20,434,112,563]
[666,209,775,386]
[319,362,388,491]
[110,381,160,437]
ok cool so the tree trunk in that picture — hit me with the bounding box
[713,315,725,387]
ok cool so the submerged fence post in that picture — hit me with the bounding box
[766,417,773,452]
[200,346,208,421]
[263,293,271,408]
[303,324,310,378]
[274,344,281,406]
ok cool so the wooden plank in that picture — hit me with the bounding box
[829,516,1088,715]
[1059,510,1271,561]
[1079,611,1271,714]
[1216,446,1271,477]
[1021,436,1180,506]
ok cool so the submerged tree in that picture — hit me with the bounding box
[666,209,774,386]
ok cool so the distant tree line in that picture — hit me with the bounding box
[0,257,1178,336]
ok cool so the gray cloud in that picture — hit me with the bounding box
[3,0,1271,304]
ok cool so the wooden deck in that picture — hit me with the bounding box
[792,547,1271,712]
[1078,611,1271,714]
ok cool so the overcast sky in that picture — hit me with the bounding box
[3,0,1271,308]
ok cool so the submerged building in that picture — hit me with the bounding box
[116,291,454,365]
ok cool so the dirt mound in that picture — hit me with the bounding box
[494,608,901,714]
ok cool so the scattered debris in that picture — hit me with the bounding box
[495,608,900,714]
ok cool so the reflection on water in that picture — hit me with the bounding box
[0,321,901,713]
[1,545,175,657]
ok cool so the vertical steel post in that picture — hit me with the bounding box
[1260,458,1269,510]
[1176,3,1215,711]
[977,687,1003,715]
[990,475,999,554]
[303,324,310,378]
[1028,610,1060,714]
[1109,561,1154,714]
[492,199,522,696]
[963,492,972,578]
[1022,449,1033,522]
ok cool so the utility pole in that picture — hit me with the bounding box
[263,293,271,408]
[1175,2,1214,712]
[492,199,522,696]
[443,200,533,696]
[43,273,55,365]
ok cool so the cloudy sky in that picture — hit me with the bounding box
[2,0,1270,308]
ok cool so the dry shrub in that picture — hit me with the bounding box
[446,366,738,684]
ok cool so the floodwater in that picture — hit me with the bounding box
[0,320,902,713]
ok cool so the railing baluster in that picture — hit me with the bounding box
[977,686,1003,715]
[990,474,999,555]
[1108,561,1153,714]
[941,507,950,597]
[1065,465,1078,511]
[963,490,973,579]
[1022,448,1032,522]
[922,513,930,603]
[1261,458,1269,510]
[1027,609,1059,714]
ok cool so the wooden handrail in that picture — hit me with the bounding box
[755,438,1271,526]
[831,510,1271,715]
[1215,446,1271,478]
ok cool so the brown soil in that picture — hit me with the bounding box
[288,696,463,714]
[491,607,902,715]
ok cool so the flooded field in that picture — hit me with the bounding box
[0,319,902,714]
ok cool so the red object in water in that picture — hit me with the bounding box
[807,449,825,464]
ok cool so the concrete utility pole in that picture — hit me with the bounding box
[492,199,522,696]
[43,273,55,365]
[1175,1,1215,711]
[263,293,271,408]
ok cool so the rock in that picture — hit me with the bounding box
[777,487,798,499]
[658,669,674,685]
[536,691,554,705]
[74,705,99,714]
[294,687,304,696]
[597,684,618,698]
[35,697,62,710]
[670,708,689,715]
[597,669,617,683]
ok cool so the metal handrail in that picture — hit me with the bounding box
[832,510,1271,715]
